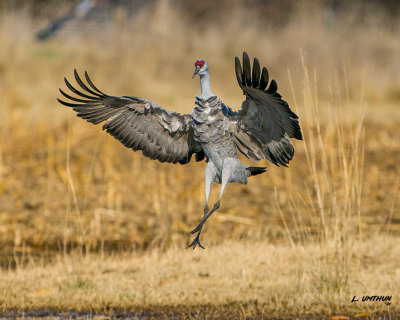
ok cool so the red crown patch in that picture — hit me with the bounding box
[195,60,205,67]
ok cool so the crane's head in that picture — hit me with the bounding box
[192,59,208,78]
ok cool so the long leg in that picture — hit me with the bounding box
[203,162,217,215]
[189,161,233,249]
[188,162,217,249]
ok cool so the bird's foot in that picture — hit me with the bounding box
[188,233,205,250]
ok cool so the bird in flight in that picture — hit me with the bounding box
[58,52,303,249]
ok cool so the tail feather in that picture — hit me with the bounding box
[247,166,267,176]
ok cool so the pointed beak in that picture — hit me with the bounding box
[192,66,200,78]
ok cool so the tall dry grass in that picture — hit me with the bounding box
[0,1,399,315]
[1,236,399,317]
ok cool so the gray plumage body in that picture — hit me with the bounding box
[57,52,303,249]
[192,96,249,185]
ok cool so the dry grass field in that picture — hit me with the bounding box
[0,1,399,319]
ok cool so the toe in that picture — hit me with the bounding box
[187,239,196,249]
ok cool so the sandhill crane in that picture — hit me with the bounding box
[58,52,303,249]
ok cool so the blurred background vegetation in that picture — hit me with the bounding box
[0,0,399,264]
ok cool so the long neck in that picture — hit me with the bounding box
[199,71,214,100]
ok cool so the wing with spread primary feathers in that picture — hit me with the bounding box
[57,70,204,164]
[225,52,303,167]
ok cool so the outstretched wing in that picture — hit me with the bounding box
[226,52,303,167]
[58,70,204,164]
